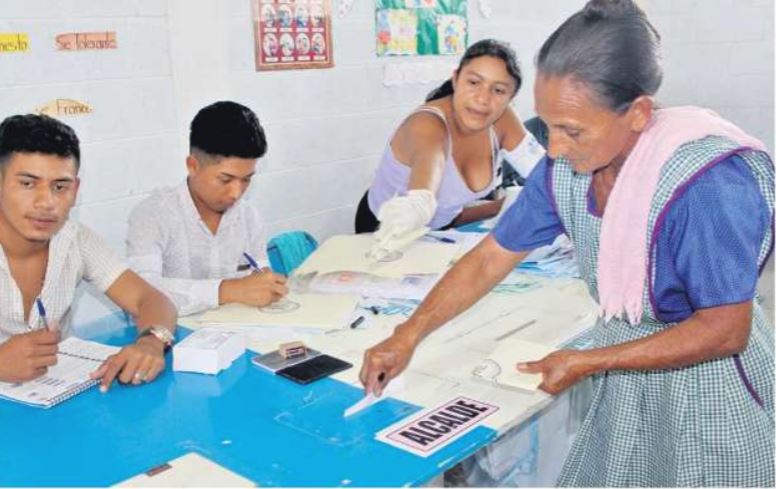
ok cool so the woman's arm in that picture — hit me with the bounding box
[520,302,753,394]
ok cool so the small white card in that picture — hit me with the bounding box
[173,328,246,375]
[375,396,499,457]
[472,338,555,392]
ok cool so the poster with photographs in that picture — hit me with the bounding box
[375,0,466,56]
[253,0,333,71]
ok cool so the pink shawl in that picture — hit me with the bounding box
[598,106,767,324]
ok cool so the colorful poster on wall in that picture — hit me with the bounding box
[375,0,466,57]
[253,0,333,71]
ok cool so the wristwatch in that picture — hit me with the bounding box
[138,326,175,351]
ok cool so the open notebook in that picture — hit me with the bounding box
[0,336,119,408]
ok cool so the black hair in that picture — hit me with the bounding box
[0,114,80,170]
[536,0,662,112]
[425,39,522,102]
[189,101,267,159]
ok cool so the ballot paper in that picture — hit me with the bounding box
[294,234,459,278]
[343,375,406,417]
[198,293,360,330]
[471,338,556,392]
[303,271,440,300]
[344,392,382,418]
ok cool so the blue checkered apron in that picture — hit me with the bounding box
[552,136,774,487]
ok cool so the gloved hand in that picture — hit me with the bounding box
[368,189,437,262]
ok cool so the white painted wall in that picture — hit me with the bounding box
[0,0,771,323]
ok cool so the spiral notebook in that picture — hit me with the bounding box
[0,336,120,408]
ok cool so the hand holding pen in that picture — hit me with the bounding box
[36,297,56,331]
[242,252,269,273]
[0,298,59,382]
[219,252,288,306]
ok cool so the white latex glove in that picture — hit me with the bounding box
[369,189,437,261]
[501,132,546,178]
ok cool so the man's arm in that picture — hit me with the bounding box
[360,235,529,395]
[91,270,177,391]
[127,203,287,314]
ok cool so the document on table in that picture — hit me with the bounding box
[116,452,254,487]
[471,338,556,392]
[199,292,360,330]
[0,337,119,408]
[294,234,459,278]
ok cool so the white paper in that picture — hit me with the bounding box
[173,328,246,375]
[116,452,254,487]
[472,338,556,392]
[344,392,381,417]
[295,234,459,278]
[375,396,499,457]
[198,292,360,330]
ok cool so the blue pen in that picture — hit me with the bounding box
[242,252,262,272]
[35,297,50,331]
[428,235,456,244]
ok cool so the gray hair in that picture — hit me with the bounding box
[536,0,662,112]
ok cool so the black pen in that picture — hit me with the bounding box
[349,316,365,329]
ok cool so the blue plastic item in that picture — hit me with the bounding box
[267,230,318,275]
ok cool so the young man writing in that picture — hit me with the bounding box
[0,114,177,392]
[126,101,287,316]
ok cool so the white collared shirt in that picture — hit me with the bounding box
[126,181,269,316]
[0,220,128,343]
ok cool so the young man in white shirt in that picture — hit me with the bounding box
[0,114,177,392]
[126,101,288,316]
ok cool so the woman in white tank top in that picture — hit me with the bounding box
[356,39,545,258]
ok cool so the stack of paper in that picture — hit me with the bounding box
[517,235,579,278]
[294,234,460,278]
[173,328,246,375]
[199,292,360,330]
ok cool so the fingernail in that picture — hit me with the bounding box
[100,386,107,393]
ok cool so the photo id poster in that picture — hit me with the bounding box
[253,0,333,71]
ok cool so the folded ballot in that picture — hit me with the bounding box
[471,338,556,392]
[173,328,246,375]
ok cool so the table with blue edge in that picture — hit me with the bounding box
[0,313,500,487]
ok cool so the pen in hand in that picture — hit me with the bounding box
[242,252,263,273]
[35,297,51,331]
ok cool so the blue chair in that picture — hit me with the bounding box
[266,230,318,276]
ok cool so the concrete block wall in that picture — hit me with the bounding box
[0,0,771,323]
[0,0,183,322]
[642,0,774,150]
